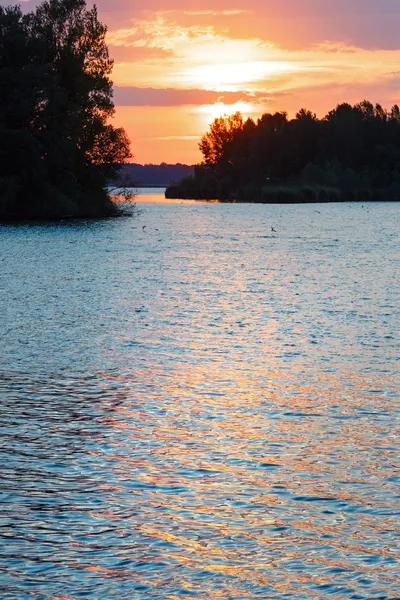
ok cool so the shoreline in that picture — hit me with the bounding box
[165,183,400,204]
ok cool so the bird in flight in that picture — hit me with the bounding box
[271,227,277,233]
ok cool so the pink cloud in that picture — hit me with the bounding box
[4,0,400,50]
[98,0,400,51]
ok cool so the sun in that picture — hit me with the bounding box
[194,101,260,128]
[181,61,296,92]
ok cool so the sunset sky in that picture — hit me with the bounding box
[11,0,400,163]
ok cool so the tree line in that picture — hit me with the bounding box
[166,102,400,202]
[0,0,131,220]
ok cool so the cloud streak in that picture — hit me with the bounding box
[113,86,290,106]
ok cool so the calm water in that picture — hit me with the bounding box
[0,192,399,599]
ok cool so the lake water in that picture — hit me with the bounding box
[0,191,399,599]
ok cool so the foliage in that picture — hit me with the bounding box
[199,112,244,167]
[0,0,131,219]
[167,101,400,202]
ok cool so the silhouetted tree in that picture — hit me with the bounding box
[0,0,131,219]
[166,100,400,202]
[199,112,243,167]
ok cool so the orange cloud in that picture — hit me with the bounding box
[113,87,280,106]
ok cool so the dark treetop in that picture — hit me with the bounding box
[0,0,131,220]
[166,102,400,202]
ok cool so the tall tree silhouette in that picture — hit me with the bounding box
[0,0,131,219]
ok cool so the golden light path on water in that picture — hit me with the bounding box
[0,195,398,598]
[96,364,397,593]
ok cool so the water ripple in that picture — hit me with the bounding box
[0,200,399,598]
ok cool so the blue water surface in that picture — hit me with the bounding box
[0,195,399,599]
